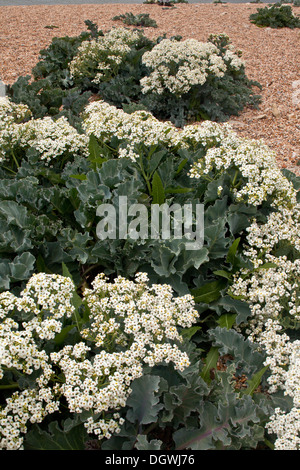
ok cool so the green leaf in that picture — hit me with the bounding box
[151,171,165,205]
[148,149,166,177]
[217,313,237,330]
[228,213,250,235]
[24,420,88,450]
[204,218,229,258]
[200,346,219,384]
[256,262,278,270]
[213,269,233,280]
[10,252,35,281]
[226,237,241,265]
[88,134,101,160]
[175,247,209,277]
[0,200,29,228]
[175,157,188,176]
[180,325,202,340]
[36,254,53,274]
[62,262,74,281]
[162,366,209,426]
[70,174,87,181]
[150,243,178,277]
[173,401,230,450]
[208,327,265,376]
[88,135,107,168]
[217,296,251,325]
[242,366,269,397]
[62,262,83,325]
[191,279,227,304]
[165,187,194,194]
[173,394,261,450]
[54,324,76,345]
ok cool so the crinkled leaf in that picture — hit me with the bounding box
[126,375,163,425]
[24,420,88,450]
[10,252,35,281]
[173,394,261,450]
[208,327,265,375]
[135,435,162,450]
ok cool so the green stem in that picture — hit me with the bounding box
[232,169,239,187]
[138,157,152,195]
[102,141,118,153]
[82,263,102,277]
[264,438,275,450]
[2,165,16,175]
[10,148,20,169]
[0,383,19,390]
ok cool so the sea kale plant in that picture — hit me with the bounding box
[6,20,106,130]
[19,25,260,128]
[250,3,300,28]
[74,30,261,126]
[0,23,299,451]
[112,12,158,28]
[139,33,261,125]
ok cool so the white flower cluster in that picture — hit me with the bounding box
[82,272,198,351]
[189,136,296,209]
[223,49,244,71]
[232,257,300,346]
[0,387,59,450]
[0,273,75,375]
[140,38,242,96]
[0,97,88,166]
[172,120,234,151]
[0,97,31,165]
[69,28,143,83]
[266,341,300,450]
[244,206,300,260]
[82,100,179,161]
[0,97,31,130]
[0,272,197,449]
[0,273,74,449]
[19,116,89,163]
[82,100,238,161]
[229,181,300,448]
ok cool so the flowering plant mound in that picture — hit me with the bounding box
[69,28,147,86]
[140,38,229,96]
[0,102,88,169]
[8,25,261,127]
[0,271,198,449]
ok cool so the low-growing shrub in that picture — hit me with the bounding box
[250,4,300,28]
[139,33,261,125]
[112,12,158,27]
[68,29,261,126]
[7,24,261,128]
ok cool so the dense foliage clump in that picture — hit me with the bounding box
[112,12,158,28]
[250,3,300,28]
